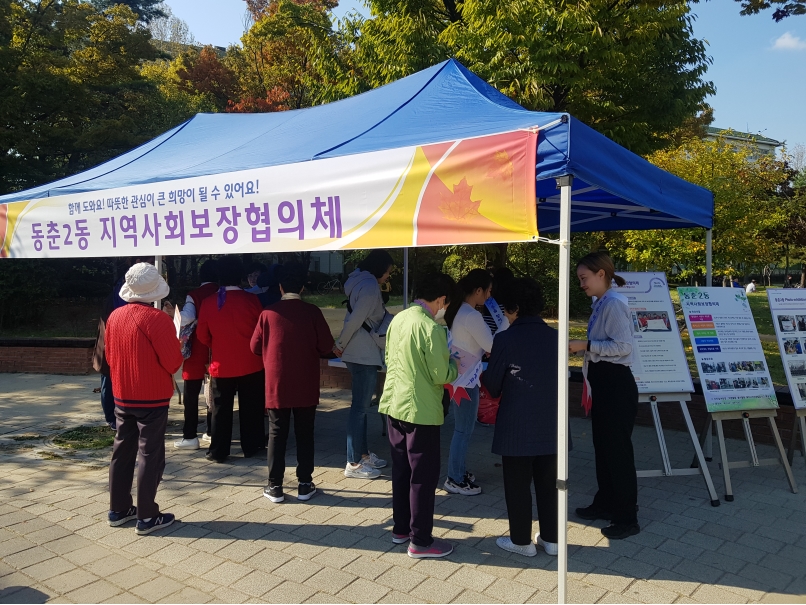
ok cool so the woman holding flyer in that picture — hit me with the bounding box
[569,251,640,540]
[443,269,496,496]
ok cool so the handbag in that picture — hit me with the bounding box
[178,320,196,359]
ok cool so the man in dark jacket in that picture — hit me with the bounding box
[482,277,559,558]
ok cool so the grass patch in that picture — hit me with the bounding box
[53,425,114,450]
[301,292,404,309]
[37,452,64,460]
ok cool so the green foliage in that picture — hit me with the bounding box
[732,0,806,20]
[445,0,713,154]
[91,0,166,23]
[0,259,58,329]
[0,1,170,195]
[624,136,794,279]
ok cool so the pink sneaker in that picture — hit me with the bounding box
[407,538,453,559]
[392,533,410,544]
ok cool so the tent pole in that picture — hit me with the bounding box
[705,229,713,287]
[154,255,163,309]
[403,248,410,309]
[556,175,573,605]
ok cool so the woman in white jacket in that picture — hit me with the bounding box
[444,269,501,495]
[334,250,395,479]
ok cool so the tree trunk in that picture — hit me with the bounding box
[491,243,508,268]
[801,263,806,288]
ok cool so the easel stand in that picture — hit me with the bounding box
[788,408,806,466]
[698,410,798,501]
[637,394,720,507]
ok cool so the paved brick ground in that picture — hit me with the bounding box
[0,373,805,604]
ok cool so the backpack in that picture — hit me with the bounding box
[178,320,196,359]
[343,298,393,350]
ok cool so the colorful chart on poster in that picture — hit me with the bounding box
[767,289,806,410]
[614,273,693,393]
[679,287,777,412]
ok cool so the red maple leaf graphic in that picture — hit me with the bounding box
[438,178,481,222]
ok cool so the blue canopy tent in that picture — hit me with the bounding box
[0,58,713,603]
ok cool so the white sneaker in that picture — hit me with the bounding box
[363,451,387,469]
[535,533,558,556]
[496,536,537,557]
[174,437,200,450]
[344,462,381,479]
[200,434,211,445]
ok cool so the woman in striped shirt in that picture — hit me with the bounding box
[568,251,640,541]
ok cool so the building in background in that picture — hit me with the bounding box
[705,127,782,160]
[309,251,344,275]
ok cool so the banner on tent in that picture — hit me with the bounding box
[679,287,777,412]
[614,272,693,393]
[767,289,806,410]
[0,130,538,258]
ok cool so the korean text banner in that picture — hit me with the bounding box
[0,131,538,258]
[679,287,777,412]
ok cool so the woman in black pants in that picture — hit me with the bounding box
[482,277,560,557]
[569,251,639,540]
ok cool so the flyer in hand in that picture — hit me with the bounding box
[767,289,806,410]
[679,287,777,412]
[614,273,693,394]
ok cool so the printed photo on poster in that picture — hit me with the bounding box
[633,310,673,332]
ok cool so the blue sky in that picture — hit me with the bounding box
[166,0,806,149]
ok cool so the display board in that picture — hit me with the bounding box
[614,272,693,393]
[679,287,777,412]
[767,289,806,410]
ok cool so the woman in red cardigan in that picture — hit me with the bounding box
[106,262,183,535]
[197,256,266,463]
[250,264,334,503]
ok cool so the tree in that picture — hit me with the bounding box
[176,46,237,111]
[146,2,195,56]
[0,1,174,194]
[623,135,794,282]
[227,0,349,112]
[91,0,166,23]
[444,0,714,155]
[732,0,805,20]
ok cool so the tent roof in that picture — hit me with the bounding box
[0,59,712,232]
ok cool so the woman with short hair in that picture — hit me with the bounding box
[482,277,560,557]
[379,272,458,558]
[196,256,266,463]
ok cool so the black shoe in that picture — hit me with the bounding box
[264,485,284,503]
[205,452,227,463]
[601,523,640,540]
[575,505,613,521]
[243,447,266,459]
[297,482,316,502]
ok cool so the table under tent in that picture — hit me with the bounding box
[0,58,713,603]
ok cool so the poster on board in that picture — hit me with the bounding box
[767,289,806,410]
[613,272,693,394]
[678,287,777,412]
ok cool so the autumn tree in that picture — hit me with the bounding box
[623,135,794,282]
[227,0,349,112]
[176,46,237,111]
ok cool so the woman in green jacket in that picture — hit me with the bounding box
[379,272,459,559]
